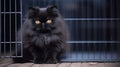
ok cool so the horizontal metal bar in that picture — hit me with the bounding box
[67,41,120,43]
[64,18,120,21]
[22,18,120,21]
[0,56,23,58]
[1,12,22,14]
[1,42,22,43]
[1,41,120,44]
[62,59,120,62]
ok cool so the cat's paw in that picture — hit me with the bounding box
[33,59,43,64]
[45,58,58,64]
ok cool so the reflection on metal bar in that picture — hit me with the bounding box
[64,18,120,20]
[22,18,120,21]
[67,41,120,43]
[0,56,23,58]
[1,12,22,14]
[1,42,22,43]
[1,41,120,43]
[62,59,120,62]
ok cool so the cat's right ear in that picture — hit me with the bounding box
[27,7,37,18]
[28,7,36,11]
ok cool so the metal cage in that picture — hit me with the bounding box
[0,0,23,58]
[0,0,120,62]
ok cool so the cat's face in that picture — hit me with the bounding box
[27,5,59,33]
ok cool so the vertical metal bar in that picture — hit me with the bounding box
[20,0,23,57]
[116,0,120,59]
[110,0,114,60]
[103,1,106,61]
[102,1,107,62]
[79,0,83,60]
[69,21,72,60]
[71,0,74,60]
[93,0,96,61]
[74,0,78,60]
[15,0,17,56]
[81,0,84,60]
[76,0,79,61]
[103,3,107,62]
[73,0,79,59]
[9,0,12,57]
[114,0,117,50]
[0,0,1,57]
[36,0,38,6]
[105,0,108,61]
[32,0,34,6]
[87,0,92,60]
[110,0,112,60]
[117,0,120,42]
[82,0,87,60]
[114,0,118,60]
[86,0,89,60]
[4,0,6,57]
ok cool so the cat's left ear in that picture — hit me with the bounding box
[47,5,59,17]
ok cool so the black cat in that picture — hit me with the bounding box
[13,5,69,64]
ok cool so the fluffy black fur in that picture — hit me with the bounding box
[13,5,69,64]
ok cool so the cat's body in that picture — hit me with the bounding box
[13,5,69,64]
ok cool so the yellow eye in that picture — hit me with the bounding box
[46,20,52,24]
[35,20,41,24]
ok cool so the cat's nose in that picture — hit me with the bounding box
[41,23,45,29]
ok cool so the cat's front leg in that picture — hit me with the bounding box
[45,52,58,64]
[33,56,44,64]
[13,48,32,63]
[29,46,44,64]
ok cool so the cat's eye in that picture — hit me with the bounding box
[46,20,52,24]
[35,20,41,24]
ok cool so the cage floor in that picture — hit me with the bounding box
[62,52,120,62]
[0,62,120,67]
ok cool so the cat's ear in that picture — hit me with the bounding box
[47,5,59,17]
[28,7,38,13]
[27,7,39,18]
[29,7,35,10]
[47,5,57,9]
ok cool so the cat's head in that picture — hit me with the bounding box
[26,5,60,33]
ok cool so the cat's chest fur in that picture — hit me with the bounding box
[30,33,53,46]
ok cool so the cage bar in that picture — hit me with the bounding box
[0,0,22,58]
[20,0,23,57]
[0,0,1,57]
[9,0,12,57]
[3,0,6,57]
[15,0,17,57]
